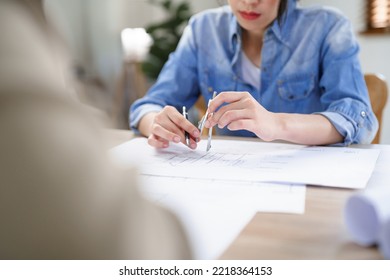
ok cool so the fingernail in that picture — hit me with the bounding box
[163,143,169,148]
[193,130,200,137]
[190,143,197,149]
[173,136,180,143]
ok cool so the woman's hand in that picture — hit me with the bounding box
[204,91,344,145]
[205,91,279,141]
[139,106,200,149]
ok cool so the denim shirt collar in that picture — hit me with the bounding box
[229,0,297,53]
[268,0,297,45]
[229,13,241,66]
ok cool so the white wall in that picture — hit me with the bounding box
[44,0,90,66]
[83,0,220,94]
[44,0,219,105]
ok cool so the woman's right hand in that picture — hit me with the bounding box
[139,106,200,149]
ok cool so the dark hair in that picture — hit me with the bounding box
[277,0,288,24]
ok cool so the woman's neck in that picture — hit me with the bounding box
[242,29,263,68]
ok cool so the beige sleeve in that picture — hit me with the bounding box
[0,0,191,260]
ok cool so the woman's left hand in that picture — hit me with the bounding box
[205,91,280,141]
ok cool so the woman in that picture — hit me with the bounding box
[130,0,377,148]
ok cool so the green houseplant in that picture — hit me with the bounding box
[142,0,193,80]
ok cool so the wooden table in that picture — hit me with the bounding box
[107,129,383,259]
[221,186,381,259]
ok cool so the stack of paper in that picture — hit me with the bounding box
[112,138,380,189]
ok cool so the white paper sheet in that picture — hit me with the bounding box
[111,138,380,189]
[139,175,306,259]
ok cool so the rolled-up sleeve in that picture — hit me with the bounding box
[319,99,377,146]
[317,13,378,145]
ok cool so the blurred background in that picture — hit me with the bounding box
[43,0,390,143]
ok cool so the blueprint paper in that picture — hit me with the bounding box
[111,138,380,189]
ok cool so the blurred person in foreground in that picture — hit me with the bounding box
[0,0,191,259]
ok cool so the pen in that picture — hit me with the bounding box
[206,91,217,152]
[182,106,190,146]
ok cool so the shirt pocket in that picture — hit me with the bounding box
[277,74,316,102]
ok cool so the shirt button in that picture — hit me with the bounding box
[361,111,366,118]
[208,87,213,92]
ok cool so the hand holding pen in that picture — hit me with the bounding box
[205,91,276,142]
[182,106,190,146]
[144,106,200,149]
[198,91,217,152]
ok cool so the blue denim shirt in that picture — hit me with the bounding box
[130,0,378,145]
